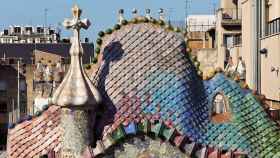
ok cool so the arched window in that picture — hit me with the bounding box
[211,93,232,123]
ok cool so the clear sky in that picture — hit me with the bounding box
[0,0,219,42]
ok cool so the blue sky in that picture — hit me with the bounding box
[0,0,219,42]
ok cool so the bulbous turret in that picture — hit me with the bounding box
[52,4,101,108]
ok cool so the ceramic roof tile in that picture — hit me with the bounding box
[92,22,280,157]
[7,106,62,158]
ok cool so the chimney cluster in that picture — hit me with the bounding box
[118,8,166,24]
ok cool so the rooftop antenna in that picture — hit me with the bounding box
[44,8,49,28]
[168,8,174,25]
[57,22,62,40]
[185,0,191,32]
[29,19,33,26]
[211,0,217,15]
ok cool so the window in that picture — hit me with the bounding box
[233,34,242,46]
[0,81,7,91]
[14,27,21,34]
[25,27,33,34]
[0,102,7,113]
[211,93,232,123]
[9,58,15,65]
[0,123,7,150]
[19,80,27,92]
[223,35,234,48]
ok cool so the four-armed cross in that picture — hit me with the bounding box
[63,5,91,56]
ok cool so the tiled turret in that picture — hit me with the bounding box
[51,5,101,157]
[52,5,101,107]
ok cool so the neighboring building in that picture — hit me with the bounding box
[0,26,60,44]
[187,0,242,73]
[241,0,280,113]
[185,15,217,72]
[0,43,94,109]
[216,0,242,69]
[0,42,94,151]
[187,15,216,32]
[0,43,94,64]
[0,64,26,151]
[186,15,216,52]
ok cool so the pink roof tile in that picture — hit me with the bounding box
[7,106,62,158]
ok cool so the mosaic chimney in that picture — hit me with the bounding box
[132,8,138,18]
[145,9,152,20]
[118,9,125,24]
[159,8,165,21]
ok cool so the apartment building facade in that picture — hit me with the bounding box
[186,15,216,51]
[191,1,242,73]
[216,0,242,69]
[241,0,280,107]
[0,26,60,44]
[186,14,217,72]
[0,43,94,150]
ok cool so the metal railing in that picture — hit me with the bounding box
[266,17,280,36]
[233,35,242,46]
[221,8,242,20]
[187,24,216,32]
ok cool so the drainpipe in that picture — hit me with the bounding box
[252,0,261,93]
[261,0,267,36]
[257,0,262,94]
[17,60,20,120]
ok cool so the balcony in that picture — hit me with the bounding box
[221,8,242,27]
[265,17,280,37]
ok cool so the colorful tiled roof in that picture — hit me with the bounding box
[7,106,62,158]
[92,21,280,157]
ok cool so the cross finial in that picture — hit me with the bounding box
[63,4,91,31]
[63,4,91,56]
[52,5,101,108]
[72,4,82,19]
